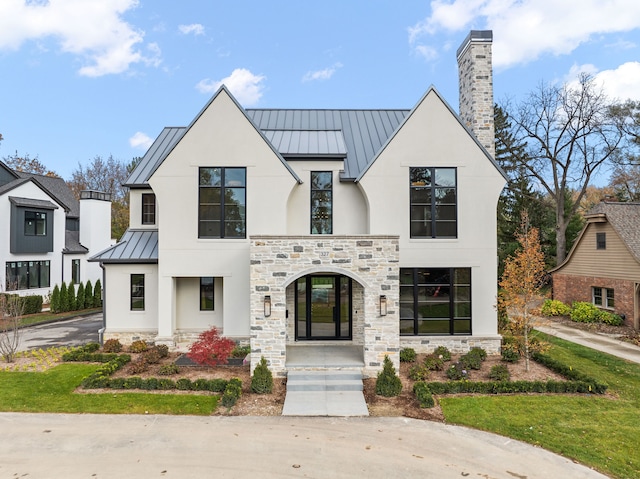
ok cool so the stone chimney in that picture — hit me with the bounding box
[457,30,494,158]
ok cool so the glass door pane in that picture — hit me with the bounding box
[310,277,336,338]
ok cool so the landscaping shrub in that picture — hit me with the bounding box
[94,279,102,307]
[489,364,511,381]
[154,344,170,358]
[446,362,469,380]
[142,378,159,390]
[459,352,482,370]
[221,378,242,408]
[68,283,76,311]
[541,299,571,317]
[80,354,131,388]
[251,356,273,394]
[176,378,192,390]
[157,378,176,390]
[127,358,149,374]
[141,347,162,364]
[158,364,181,376]
[50,284,60,313]
[21,295,43,315]
[469,347,487,361]
[570,302,600,323]
[400,348,416,362]
[375,356,402,397]
[423,354,445,371]
[413,382,435,408]
[408,364,430,381]
[59,282,69,313]
[231,345,251,358]
[76,283,85,310]
[433,346,451,361]
[187,327,236,366]
[129,340,149,353]
[124,377,144,389]
[599,310,624,326]
[84,280,93,308]
[102,339,123,353]
[501,335,520,362]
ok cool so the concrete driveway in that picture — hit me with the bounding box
[0,414,608,479]
[17,313,102,351]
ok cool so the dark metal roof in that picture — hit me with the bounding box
[262,130,347,158]
[63,230,89,254]
[9,196,59,210]
[89,229,158,263]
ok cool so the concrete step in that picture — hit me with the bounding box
[286,370,363,391]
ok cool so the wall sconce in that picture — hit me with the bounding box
[380,295,387,316]
[264,295,272,317]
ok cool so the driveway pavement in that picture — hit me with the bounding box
[17,313,102,352]
[0,414,609,479]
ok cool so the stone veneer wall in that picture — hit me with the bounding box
[553,273,636,328]
[400,336,500,355]
[250,235,400,377]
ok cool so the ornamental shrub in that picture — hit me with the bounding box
[375,356,402,397]
[68,282,76,311]
[141,347,162,364]
[20,295,43,315]
[94,279,102,308]
[59,282,69,313]
[158,364,180,376]
[570,302,600,323]
[541,299,571,317]
[433,346,451,361]
[76,282,85,310]
[408,364,430,381]
[399,348,416,362]
[446,362,469,380]
[187,327,236,366]
[129,340,149,353]
[468,347,487,361]
[488,364,510,381]
[50,284,61,313]
[413,382,435,408]
[84,280,94,308]
[221,378,243,408]
[423,354,445,371]
[599,310,624,326]
[102,339,123,353]
[251,356,274,394]
[231,345,251,358]
[176,378,192,390]
[127,358,149,374]
[459,352,482,370]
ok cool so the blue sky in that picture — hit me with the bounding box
[1,0,640,180]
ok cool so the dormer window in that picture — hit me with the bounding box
[142,193,156,225]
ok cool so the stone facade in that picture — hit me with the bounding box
[400,336,500,355]
[457,30,494,159]
[553,273,636,328]
[250,235,400,377]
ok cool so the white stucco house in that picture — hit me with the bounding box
[91,30,506,376]
[0,162,112,298]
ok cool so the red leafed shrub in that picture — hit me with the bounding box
[187,327,236,367]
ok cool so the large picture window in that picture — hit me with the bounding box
[5,261,50,291]
[199,167,246,238]
[200,277,214,311]
[399,267,471,335]
[311,171,332,234]
[130,274,145,311]
[410,167,457,238]
[142,193,156,225]
[25,211,47,236]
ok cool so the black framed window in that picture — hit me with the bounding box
[72,259,80,284]
[596,232,606,250]
[593,287,614,309]
[199,167,246,238]
[5,261,50,291]
[410,167,457,238]
[142,193,156,225]
[131,274,145,311]
[200,277,214,311]
[399,267,471,335]
[25,211,47,236]
[311,171,332,234]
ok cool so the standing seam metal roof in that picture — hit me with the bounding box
[89,229,158,263]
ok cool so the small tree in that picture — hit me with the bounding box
[68,282,76,311]
[50,284,60,313]
[499,212,547,371]
[375,355,402,397]
[84,280,93,308]
[0,289,25,362]
[187,327,236,366]
[93,279,102,308]
[76,282,85,310]
[251,356,274,394]
[59,282,69,313]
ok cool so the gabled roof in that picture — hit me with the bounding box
[9,196,59,210]
[15,171,79,217]
[89,229,158,263]
[0,176,71,213]
[63,230,89,254]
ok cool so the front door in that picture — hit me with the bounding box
[295,275,352,340]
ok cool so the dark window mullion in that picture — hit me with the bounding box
[413,268,419,335]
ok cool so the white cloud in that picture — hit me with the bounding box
[302,63,343,82]
[129,131,153,150]
[566,62,640,101]
[196,68,266,106]
[178,23,205,36]
[409,0,640,68]
[0,0,160,77]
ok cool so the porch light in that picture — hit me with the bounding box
[380,295,387,316]
[264,295,272,317]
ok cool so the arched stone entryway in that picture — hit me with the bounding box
[249,235,399,377]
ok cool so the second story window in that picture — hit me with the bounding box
[311,171,332,234]
[142,193,156,225]
[410,167,457,238]
[25,211,47,236]
[131,274,145,311]
[199,167,246,238]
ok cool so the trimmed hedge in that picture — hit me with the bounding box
[0,293,43,315]
[413,382,435,408]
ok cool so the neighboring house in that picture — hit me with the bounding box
[91,30,507,376]
[0,161,112,299]
[552,201,640,330]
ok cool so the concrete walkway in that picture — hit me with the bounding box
[534,320,640,364]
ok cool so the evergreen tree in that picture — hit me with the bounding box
[50,284,60,314]
[59,282,69,313]
[94,279,102,307]
[68,282,76,311]
[76,282,85,310]
[85,280,93,308]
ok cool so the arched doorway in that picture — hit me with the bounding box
[294,274,352,340]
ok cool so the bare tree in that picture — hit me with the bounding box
[3,152,59,177]
[500,74,624,264]
[0,289,25,363]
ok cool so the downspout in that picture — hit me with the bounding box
[98,262,106,345]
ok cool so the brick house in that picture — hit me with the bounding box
[551,201,640,330]
[90,30,507,376]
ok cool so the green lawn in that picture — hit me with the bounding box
[439,334,640,479]
[0,363,218,415]
[16,308,102,327]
